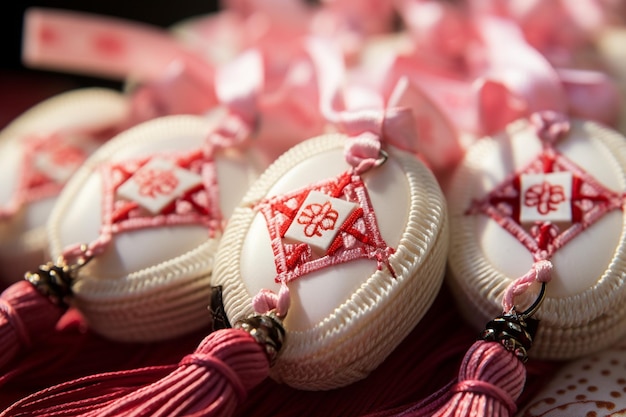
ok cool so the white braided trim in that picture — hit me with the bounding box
[212,134,449,390]
[71,237,218,298]
[47,114,244,342]
[0,88,129,146]
[76,273,213,342]
[446,119,626,360]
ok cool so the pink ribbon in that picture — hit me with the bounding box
[23,8,215,86]
[306,37,419,173]
[529,111,571,145]
[390,3,620,145]
[23,8,220,121]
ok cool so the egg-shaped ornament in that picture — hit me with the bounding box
[0,88,130,285]
[43,111,265,343]
[446,111,626,360]
[211,132,449,390]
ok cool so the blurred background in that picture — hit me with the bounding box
[0,1,220,126]
[2,1,221,70]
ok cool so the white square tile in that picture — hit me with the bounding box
[284,190,358,255]
[520,171,572,223]
[116,158,203,214]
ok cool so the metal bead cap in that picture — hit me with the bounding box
[235,312,286,366]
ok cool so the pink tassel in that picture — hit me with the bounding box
[0,281,66,370]
[431,340,525,417]
[1,315,283,417]
[425,282,547,417]
[387,280,547,417]
[0,257,85,372]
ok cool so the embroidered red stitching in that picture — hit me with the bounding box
[82,147,222,258]
[297,201,339,238]
[467,146,625,261]
[255,170,394,286]
[523,181,566,215]
[134,167,180,198]
[0,133,91,220]
[0,123,120,221]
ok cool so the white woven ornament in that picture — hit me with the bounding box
[0,88,129,284]
[446,116,626,360]
[211,133,449,390]
[47,112,264,342]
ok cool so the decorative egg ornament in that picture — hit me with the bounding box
[446,112,626,360]
[45,113,264,342]
[0,88,129,283]
[212,132,449,389]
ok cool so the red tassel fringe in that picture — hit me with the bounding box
[0,281,66,370]
[430,341,525,417]
[0,286,559,417]
[1,329,270,417]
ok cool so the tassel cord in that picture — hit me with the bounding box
[1,329,271,417]
[0,365,176,417]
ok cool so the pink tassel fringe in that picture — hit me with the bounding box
[0,281,66,371]
[1,329,270,417]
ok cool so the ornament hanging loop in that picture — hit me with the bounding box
[375,149,389,168]
[481,282,546,363]
[519,281,547,320]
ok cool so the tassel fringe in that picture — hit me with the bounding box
[431,341,524,417]
[1,329,270,417]
[0,281,66,370]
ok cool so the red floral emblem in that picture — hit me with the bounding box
[134,168,179,198]
[524,181,566,215]
[48,142,86,168]
[297,201,339,237]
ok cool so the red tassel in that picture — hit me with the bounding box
[0,281,66,370]
[1,326,275,417]
[431,340,525,417]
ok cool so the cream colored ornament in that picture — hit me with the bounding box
[446,116,626,360]
[47,112,264,342]
[518,339,626,416]
[212,133,449,390]
[0,88,130,284]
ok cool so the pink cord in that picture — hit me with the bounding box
[529,111,571,145]
[502,260,553,314]
[252,284,291,318]
[0,329,269,417]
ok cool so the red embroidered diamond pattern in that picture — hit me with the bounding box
[100,148,223,242]
[0,132,95,219]
[467,148,625,260]
[255,170,395,285]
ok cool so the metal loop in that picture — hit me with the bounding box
[375,149,389,167]
[519,282,547,319]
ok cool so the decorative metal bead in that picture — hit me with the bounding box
[236,312,286,366]
[23,258,78,308]
[481,313,539,363]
